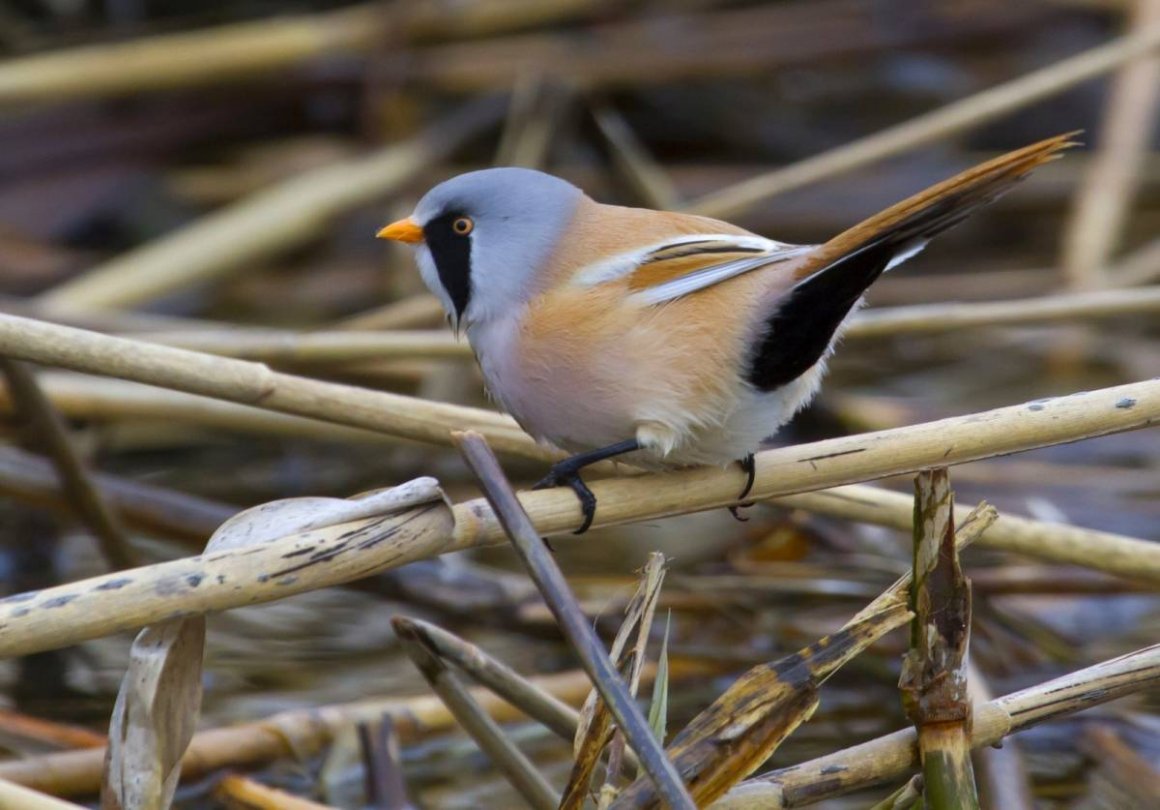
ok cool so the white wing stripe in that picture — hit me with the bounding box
[570,233,785,288]
[629,245,814,306]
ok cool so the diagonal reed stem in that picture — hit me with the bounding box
[454,430,696,810]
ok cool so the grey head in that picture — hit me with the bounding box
[407,167,584,330]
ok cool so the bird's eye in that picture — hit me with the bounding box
[452,216,474,236]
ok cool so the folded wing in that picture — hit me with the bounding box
[571,232,814,304]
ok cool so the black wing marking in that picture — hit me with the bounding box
[745,239,904,392]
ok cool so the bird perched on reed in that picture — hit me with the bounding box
[379,134,1075,533]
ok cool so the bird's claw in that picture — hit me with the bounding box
[533,466,598,534]
[728,503,753,522]
[738,453,756,500]
[729,454,757,522]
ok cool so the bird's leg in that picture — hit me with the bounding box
[532,438,641,534]
[728,453,757,522]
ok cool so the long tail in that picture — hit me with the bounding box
[746,133,1078,391]
[804,131,1079,277]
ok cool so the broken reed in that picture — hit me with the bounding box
[900,470,978,809]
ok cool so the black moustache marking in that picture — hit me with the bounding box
[423,212,473,319]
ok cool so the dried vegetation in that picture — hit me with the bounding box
[0,1,1156,808]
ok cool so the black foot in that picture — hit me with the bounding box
[530,439,641,535]
[729,454,757,522]
[738,453,756,500]
[533,465,597,535]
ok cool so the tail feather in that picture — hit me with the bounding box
[798,131,1080,280]
[745,133,1078,392]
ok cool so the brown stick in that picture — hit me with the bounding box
[215,775,339,810]
[0,359,138,569]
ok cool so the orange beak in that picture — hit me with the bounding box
[376,217,424,244]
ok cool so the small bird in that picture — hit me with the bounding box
[379,134,1074,533]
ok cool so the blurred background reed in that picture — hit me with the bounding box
[0,1,1156,808]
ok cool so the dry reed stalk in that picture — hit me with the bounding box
[565,553,664,807]
[0,0,603,105]
[0,780,83,809]
[95,286,1160,366]
[0,709,106,751]
[451,379,1160,541]
[214,775,339,810]
[0,481,451,659]
[3,316,1158,489]
[712,643,1160,809]
[389,617,584,749]
[610,603,914,809]
[899,470,978,809]
[605,505,990,810]
[456,432,696,810]
[844,285,1160,339]
[494,76,572,170]
[356,717,414,810]
[0,667,622,795]
[1108,235,1160,286]
[0,296,248,334]
[591,104,681,210]
[401,2,1041,92]
[38,98,504,312]
[686,22,1160,219]
[9,375,1146,577]
[394,617,560,810]
[334,295,445,331]
[0,5,382,105]
[129,329,470,363]
[0,316,1154,556]
[1061,0,1160,287]
[850,503,996,628]
[774,484,1160,585]
[0,374,418,448]
[1079,725,1160,803]
[3,313,1157,562]
[0,314,540,458]
[0,359,138,570]
[0,365,1153,584]
[966,664,1034,810]
[0,444,229,544]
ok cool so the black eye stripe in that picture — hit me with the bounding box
[423,213,473,320]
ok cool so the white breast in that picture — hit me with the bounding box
[467,315,524,419]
